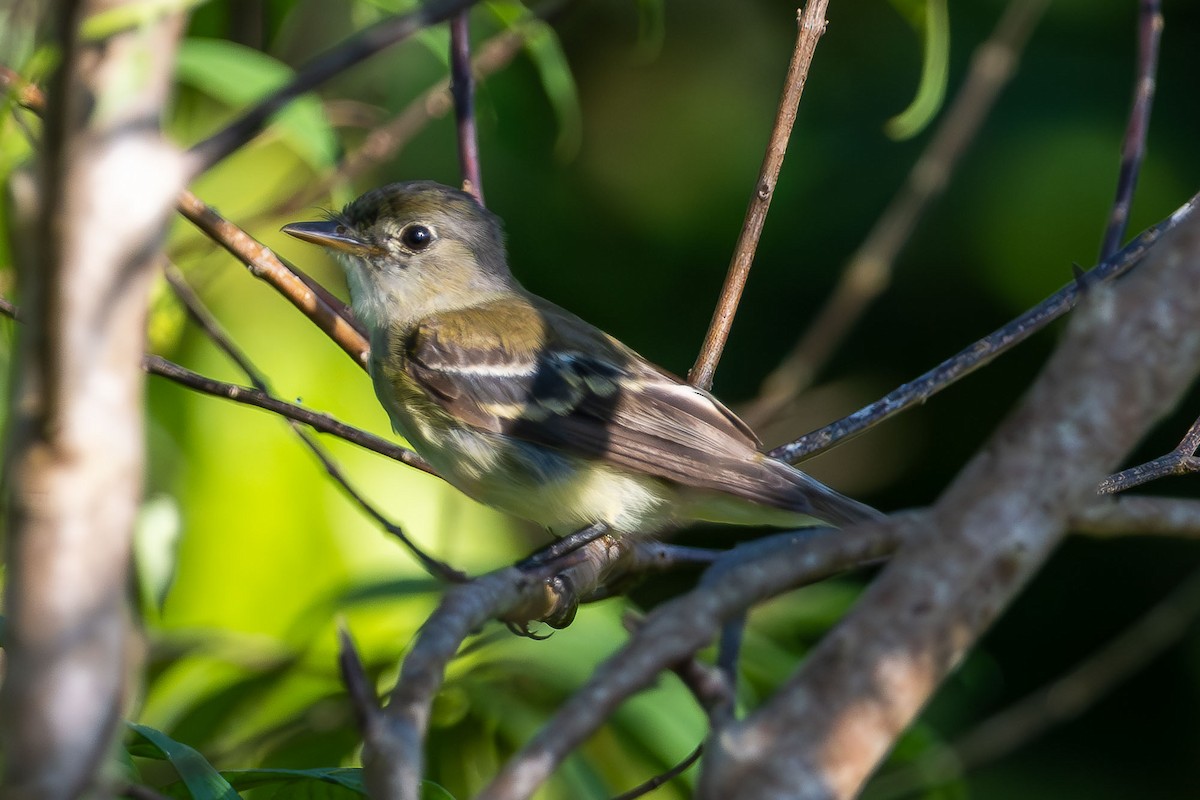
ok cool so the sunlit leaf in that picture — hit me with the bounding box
[885,0,950,139]
[175,38,337,169]
[128,722,242,800]
[81,0,216,40]
[354,0,450,63]
[486,1,582,160]
[222,767,365,798]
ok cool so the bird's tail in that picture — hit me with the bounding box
[746,455,882,528]
[780,462,882,527]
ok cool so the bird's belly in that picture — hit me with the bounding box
[388,401,672,534]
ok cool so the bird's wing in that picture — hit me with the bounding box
[401,298,812,507]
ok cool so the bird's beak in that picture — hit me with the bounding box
[281,220,382,256]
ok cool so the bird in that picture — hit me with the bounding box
[282,181,879,542]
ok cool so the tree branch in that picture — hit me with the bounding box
[743,0,1048,426]
[1099,0,1162,260]
[688,0,829,391]
[0,3,186,797]
[183,0,482,178]
[771,191,1199,464]
[474,521,908,800]
[700,194,1200,800]
[450,10,484,203]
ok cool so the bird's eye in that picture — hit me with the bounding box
[400,224,434,252]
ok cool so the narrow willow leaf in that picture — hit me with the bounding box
[127,723,242,800]
[885,0,950,140]
[486,1,582,160]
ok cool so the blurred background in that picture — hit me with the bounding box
[3,0,1200,797]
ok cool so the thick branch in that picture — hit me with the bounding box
[0,3,186,797]
[700,196,1200,799]
[474,522,907,800]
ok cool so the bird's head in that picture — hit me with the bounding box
[283,181,513,332]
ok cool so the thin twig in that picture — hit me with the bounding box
[338,623,381,732]
[688,0,829,391]
[0,63,369,359]
[263,21,534,219]
[163,264,265,387]
[474,522,906,800]
[1098,414,1200,494]
[700,198,1200,800]
[175,189,369,366]
[183,0,481,178]
[742,0,1048,427]
[770,191,1199,464]
[1099,0,1162,260]
[142,354,434,474]
[610,744,703,800]
[163,266,461,580]
[450,10,484,203]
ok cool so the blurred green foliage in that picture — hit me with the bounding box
[2,0,1200,798]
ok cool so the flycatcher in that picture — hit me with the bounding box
[283,181,878,539]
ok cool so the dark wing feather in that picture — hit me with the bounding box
[403,297,866,519]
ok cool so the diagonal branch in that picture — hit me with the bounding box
[743,0,1048,426]
[183,0,481,178]
[1099,0,1162,260]
[770,191,1199,464]
[688,0,829,391]
[700,191,1200,800]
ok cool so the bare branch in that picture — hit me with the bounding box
[688,0,829,391]
[771,191,1199,464]
[1072,496,1200,538]
[1,63,370,366]
[450,10,484,203]
[1099,0,1162,260]
[162,266,460,579]
[0,3,186,796]
[183,0,482,178]
[743,0,1048,426]
[700,197,1200,800]
[175,189,369,366]
[142,355,431,472]
[269,21,536,218]
[1098,412,1200,493]
[474,522,907,800]
[871,564,1200,799]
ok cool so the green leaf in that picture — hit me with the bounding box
[885,0,950,140]
[127,722,242,800]
[175,38,337,170]
[222,768,365,798]
[221,769,454,799]
[355,0,450,63]
[486,2,582,160]
[81,0,216,40]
